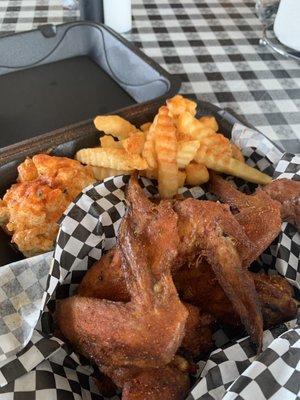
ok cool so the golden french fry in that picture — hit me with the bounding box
[121,131,145,155]
[185,162,209,186]
[0,200,9,225]
[94,115,137,140]
[142,122,157,170]
[100,135,122,149]
[76,148,148,171]
[140,122,152,133]
[198,133,232,158]
[230,143,245,163]
[167,95,197,118]
[92,166,132,181]
[177,170,186,188]
[177,140,200,169]
[194,150,272,185]
[177,111,215,140]
[154,106,178,198]
[140,169,186,188]
[199,116,218,132]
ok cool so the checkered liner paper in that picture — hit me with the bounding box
[0,123,299,400]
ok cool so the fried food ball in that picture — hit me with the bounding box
[0,154,95,257]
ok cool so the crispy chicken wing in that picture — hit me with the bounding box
[0,154,95,256]
[122,364,190,400]
[173,198,263,349]
[56,175,188,372]
[175,259,297,329]
[263,178,300,230]
[209,173,282,265]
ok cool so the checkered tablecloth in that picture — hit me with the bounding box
[0,0,299,152]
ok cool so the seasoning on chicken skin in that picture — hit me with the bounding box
[263,178,300,230]
[0,154,95,256]
[209,173,282,265]
[174,259,297,330]
[56,175,188,373]
[173,198,263,350]
[122,364,190,400]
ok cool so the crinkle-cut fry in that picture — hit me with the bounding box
[199,116,218,132]
[177,112,216,140]
[121,131,145,155]
[139,169,186,187]
[178,170,186,188]
[142,122,157,170]
[92,166,132,181]
[198,133,232,158]
[154,106,178,198]
[177,140,200,169]
[194,150,272,185]
[185,162,209,186]
[76,148,148,171]
[94,115,137,140]
[100,135,122,149]
[230,143,245,163]
[167,95,197,118]
[140,122,152,133]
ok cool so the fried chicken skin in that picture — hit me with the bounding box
[173,198,263,350]
[175,259,297,330]
[0,154,95,256]
[122,365,190,400]
[209,173,282,265]
[78,248,129,302]
[56,175,188,372]
[180,303,214,357]
[78,177,262,349]
[263,179,300,230]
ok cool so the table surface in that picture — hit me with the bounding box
[0,0,299,152]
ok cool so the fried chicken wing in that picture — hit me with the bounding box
[78,248,129,302]
[0,154,95,256]
[180,303,214,357]
[209,173,282,265]
[122,365,190,400]
[263,178,300,230]
[175,259,297,330]
[56,175,188,372]
[174,198,263,350]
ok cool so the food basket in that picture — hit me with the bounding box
[0,101,299,400]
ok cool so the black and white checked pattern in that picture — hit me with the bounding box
[0,0,299,152]
[0,123,298,399]
[0,252,52,363]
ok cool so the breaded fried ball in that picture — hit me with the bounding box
[0,155,96,257]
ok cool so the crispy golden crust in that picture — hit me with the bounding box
[57,175,188,371]
[2,181,69,257]
[263,179,300,230]
[1,154,95,256]
[209,173,282,265]
[174,259,297,330]
[122,366,190,400]
[180,303,214,358]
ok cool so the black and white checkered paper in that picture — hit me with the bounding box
[0,123,299,399]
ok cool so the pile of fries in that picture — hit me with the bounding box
[76,95,271,198]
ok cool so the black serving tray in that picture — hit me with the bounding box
[0,21,180,149]
[0,99,276,267]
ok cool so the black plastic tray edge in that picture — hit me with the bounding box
[0,21,181,157]
[0,100,283,266]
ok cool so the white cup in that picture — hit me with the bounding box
[103,0,132,33]
[274,0,300,51]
